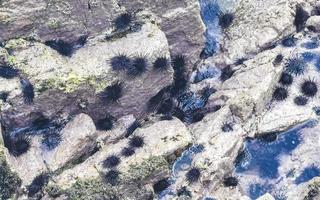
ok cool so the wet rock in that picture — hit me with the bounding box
[0,22,173,129]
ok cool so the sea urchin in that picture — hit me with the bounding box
[301,79,318,97]
[186,167,201,183]
[273,87,288,101]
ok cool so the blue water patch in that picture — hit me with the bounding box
[302,38,319,49]
[301,52,316,62]
[295,166,320,184]
[158,144,204,199]
[199,0,221,58]
[193,66,220,83]
[249,183,273,199]
[236,121,318,199]
[177,90,213,113]
[281,36,296,47]
[313,107,320,115]
[314,57,320,71]
[236,126,302,179]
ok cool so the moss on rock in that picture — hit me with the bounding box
[0,149,21,199]
[66,178,118,200]
[124,156,170,183]
[5,38,29,51]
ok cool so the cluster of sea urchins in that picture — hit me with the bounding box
[102,133,145,186]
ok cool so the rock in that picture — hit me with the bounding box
[1,113,96,185]
[306,16,320,32]
[96,114,136,146]
[0,22,173,129]
[118,0,205,63]
[4,137,47,185]
[257,193,276,200]
[210,0,317,65]
[47,118,192,195]
[0,146,21,200]
[0,0,120,42]
[0,0,204,65]
[43,113,96,171]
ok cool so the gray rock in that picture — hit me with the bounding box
[0,0,204,65]
[306,16,320,32]
[43,113,96,171]
[210,0,317,65]
[257,193,276,200]
[0,22,173,129]
[49,118,192,191]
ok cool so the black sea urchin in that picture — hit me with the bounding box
[279,72,293,86]
[100,82,122,102]
[221,122,233,132]
[219,12,234,29]
[121,147,135,157]
[294,5,309,32]
[129,136,144,148]
[104,170,120,186]
[127,56,148,77]
[281,36,297,47]
[103,155,120,168]
[220,65,235,82]
[294,96,308,106]
[301,79,318,97]
[125,121,141,138]
[273,87,288,101]
[110,54,132,71]
[274,54,284,65]
[96,115,115,131]
[153,178,170,194]
[0,65,18,79]
[27,173,49,197]
[171,55,188,93]
[223,176,238,187]
[4,135,31,157]
[186,167,201,183]
[20,78,34,104]
[114,13,132,30]
[285,57,306,76]
[41,131,62,151]
[0,91,9,102]
[154,57,169,71]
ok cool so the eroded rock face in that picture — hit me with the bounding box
[0,22,173,129]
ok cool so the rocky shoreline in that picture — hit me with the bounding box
[1,0,320,199]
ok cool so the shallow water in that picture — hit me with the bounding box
[235,120,320,199]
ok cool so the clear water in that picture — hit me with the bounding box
[235,120,320,199]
